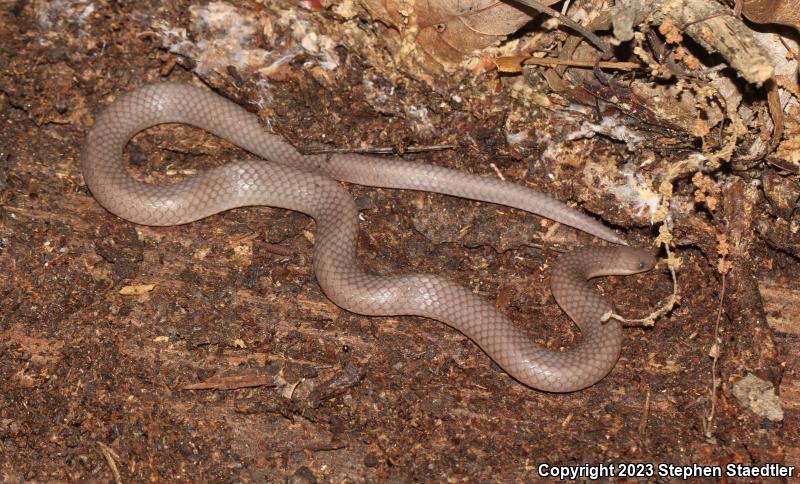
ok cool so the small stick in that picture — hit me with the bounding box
[703,271,726,438]
[97,442,123,484]
[496,56,640,72]
[489,162,506,181]
[262,242,294,256]
[524,57,639,70]
[302,144,455,155]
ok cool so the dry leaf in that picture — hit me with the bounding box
[361,0,551,72]
[741,0,800,31]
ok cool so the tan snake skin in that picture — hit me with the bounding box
[81,83,655,391]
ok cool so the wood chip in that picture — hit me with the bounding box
[118,283,155,295]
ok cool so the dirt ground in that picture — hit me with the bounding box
[1,0,798,482]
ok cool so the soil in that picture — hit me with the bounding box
[0,0,797,482]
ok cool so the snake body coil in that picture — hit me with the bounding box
[81,83,655,392]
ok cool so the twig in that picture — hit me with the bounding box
[285,439,347,453]
[262,242,294,257]
[510,0,612,55]
[302,144,455,155]
[495,55,640,72]
[97,442,123,484]
[526,240,570,253]
[489,162,506,181]
[524,57,639,70]
[703,271,725,438]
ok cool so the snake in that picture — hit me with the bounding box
[81,82,656,392]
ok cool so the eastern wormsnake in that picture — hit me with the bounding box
[81,83,656,392]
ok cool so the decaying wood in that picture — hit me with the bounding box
[720,180,776,370]
[608,0,773,84]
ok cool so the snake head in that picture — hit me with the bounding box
[573,246,658,279]
[610,247,657,275]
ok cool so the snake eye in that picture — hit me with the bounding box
[638,261,645,270]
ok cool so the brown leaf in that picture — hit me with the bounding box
[741,0,800,30]
[417,0,534,64]
[362,0,555,72]
[180,371,275,391]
